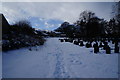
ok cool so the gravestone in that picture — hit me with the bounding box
[115,42,119,53]
[59,39,64,42]
[74,41,79,45]
[80,41,84,46]
[103,42,108,50]
[99,42,104,47]
[106,45,111,54]
[85,42,92,48]
[64,39,69,42]
[93,42,99,53]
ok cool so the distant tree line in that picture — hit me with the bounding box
[55,10,120,39]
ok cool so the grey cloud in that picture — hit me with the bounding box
[1,2,114,24]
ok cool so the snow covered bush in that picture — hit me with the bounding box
[2,20,45,51]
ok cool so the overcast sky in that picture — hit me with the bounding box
[1,2,116,30]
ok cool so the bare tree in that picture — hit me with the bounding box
[111,2,120,22]
[79,10,95,22]
[111,2,120,37]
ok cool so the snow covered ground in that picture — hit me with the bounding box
[2,38,119,78]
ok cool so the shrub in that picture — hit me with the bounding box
[2,20,45,51]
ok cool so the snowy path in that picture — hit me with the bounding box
[3,38,119,78]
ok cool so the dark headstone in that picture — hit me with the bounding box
[80,41,84,46]
[74,41,79,45]
[85,42,92,48]
[106,45,111,54]
[99,42,104,47]
[59,39,64,42]
[115,42,119,53]
[93,42,99,53]
[64,39,68,42]
[103,42,108,50]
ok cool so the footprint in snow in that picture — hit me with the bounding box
[70,60,82,65]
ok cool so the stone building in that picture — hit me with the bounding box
[0,14,10,34]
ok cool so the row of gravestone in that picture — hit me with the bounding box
[59,38,119,54]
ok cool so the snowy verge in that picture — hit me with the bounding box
[3,38,119,78]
